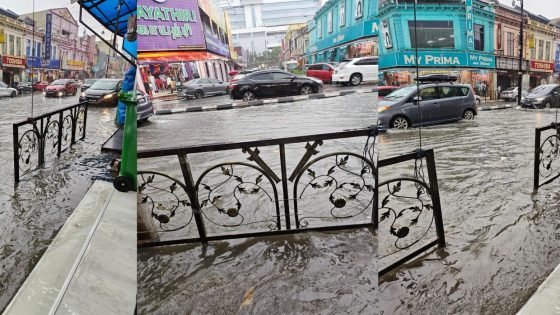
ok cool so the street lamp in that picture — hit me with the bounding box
[513,0,524,106]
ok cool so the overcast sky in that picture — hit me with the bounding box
[498,0,560,19]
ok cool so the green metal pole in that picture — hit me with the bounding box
[115,90,137,191]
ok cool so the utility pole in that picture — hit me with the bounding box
[515,0,524,106]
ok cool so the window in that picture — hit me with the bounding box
[474,24,484,51]
[339,0,346,27]
[308,64,322,70]
[355,0,363,19]
[408,21,454,49]
[438,86,466,98]
[52,46,57,59]
[272,72,293,80]
[546,41,551,61]
[36,42,41,58]
[328,11,333,33]
[252,73,273,80]
[16,37,21,56]
[8,35,14,55]
[26,39,31,56]
[317,18,322,39]
[322,64,332,71]
[418,87,438,101]
[506,32,514,57]
[538,40,544,60]
[355,58,378,66]
[198,78,210,84]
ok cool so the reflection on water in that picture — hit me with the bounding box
[0,94,116,310]
[137,94,378,312]
[378,109,560,314]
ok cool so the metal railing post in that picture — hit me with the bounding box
[178,154,207,241]
[534,128,541,190]
[425,149,446,248]
[279,144,291,229]
[81,105,88,140]
[57,111,63,156]
[13,124,19,183]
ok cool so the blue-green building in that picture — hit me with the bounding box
[306,0,378,65]
[378,0,496,95]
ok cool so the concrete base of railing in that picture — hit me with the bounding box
[155,88,375,115]
[3,181,136,315]
[477,104,514,111]
[517,263,560,314]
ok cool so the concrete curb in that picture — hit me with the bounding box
[154,88,375,115]
[478,104,514,111]
[515,106,560,113]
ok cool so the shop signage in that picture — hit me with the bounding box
[204,28,230,58]
[496,56,528,71]
[137,0,205,51]
[67,60,85,67]
[45,13,52,59]
[316,19,377,52]
[2,56,25,68]
[379,51,495,69]
[465,0,474,50]
[26,56,60,69]
[530,60,554,72]
[555,43,560,72]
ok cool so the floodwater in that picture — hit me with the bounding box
[0,93,117,310]
[137,93,378,313]
[378,108,560,314]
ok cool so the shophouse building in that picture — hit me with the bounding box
[306,0,378,65]
[378,0,496,97]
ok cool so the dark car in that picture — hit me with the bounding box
[229,70,323,101]
[11,82,33,94]
[378,75,478,130]
[82,79,98,91]
[521,84,560,109]
[137,91,153,122]
[79,79,122,106]
[178,77,228,99]
[44,79,78,97]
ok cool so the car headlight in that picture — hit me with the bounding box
[378,105,390,113]
[535,97,545,102]
[81,92,86,97]
[103,92,115,99]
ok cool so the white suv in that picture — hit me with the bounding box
[333,57,378,86]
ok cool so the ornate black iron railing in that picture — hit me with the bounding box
[378,149,445,277]
[137,128,378,247]
[13,102,88,182]
[534,122,560,190]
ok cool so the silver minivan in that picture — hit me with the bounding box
[378,82,478,130]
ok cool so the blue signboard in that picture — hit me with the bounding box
[45,13,52,59]
[465,0,474,50]
[204,29,230,58]
[555,43,560,72]
[316,19,377,51]
[26,56,60,69]
[379,51,495,69]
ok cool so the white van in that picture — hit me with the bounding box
[332,57,378,86]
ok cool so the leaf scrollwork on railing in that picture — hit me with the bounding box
[44,120,60,158]
[378,178,435,257]
[539,134,560,179]
[195,162,281,231]
[18,129,39,173]
[138,171,194,232]
[293,152,377,228]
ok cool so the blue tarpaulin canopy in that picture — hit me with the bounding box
[75,0,136,60]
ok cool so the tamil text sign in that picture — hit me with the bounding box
[138,0,205,51]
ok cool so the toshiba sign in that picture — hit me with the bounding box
[2,56,25,68]
[530,60,554,72]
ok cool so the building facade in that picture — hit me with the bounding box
[378,0,496,97]
[281,23,307,70]
[524,12,556,88]
[137,0,236,83]
[221,0,321,56]
[306,0,378,65]
[0,8,27,84]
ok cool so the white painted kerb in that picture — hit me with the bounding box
[517,263,560,314]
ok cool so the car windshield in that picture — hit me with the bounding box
[338,60,350,68]
[530,85,556,95]
[85,79,96,84]
[90,80,119,90]
[232,74,246,80]
[503,87,516,92]
[51,80,67,86]
[383,86,416,100]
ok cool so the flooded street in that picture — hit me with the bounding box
[0,92,117,310]
[137,93,378,313]
[378,109,560,314]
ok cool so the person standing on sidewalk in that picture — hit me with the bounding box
[497,85,501,100]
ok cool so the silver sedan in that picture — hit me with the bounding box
[178,78,228,99]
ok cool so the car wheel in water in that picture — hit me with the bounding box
[391,116,409,129]
[476,98,481,105]
[300,85,313,95]
[463,109,475,120]
[544,102,551,109]
[195,90,204,99]
[10,91,16,98]
[242,91,256,101]
[350,73,362,86]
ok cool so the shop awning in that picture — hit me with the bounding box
[138,51,230,64]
